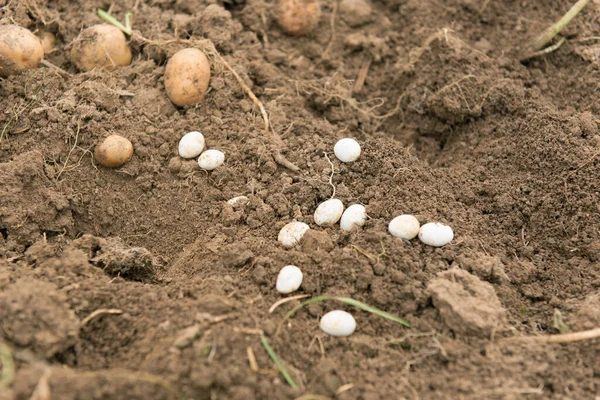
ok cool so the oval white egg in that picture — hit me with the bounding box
[334,138,361,163]
[198,149,224,170]
[418,222,454,247]
[178,131,205,159]
[227,196,249,206]
[340,204,367,231]
[319,310,356,337]
[389,214,420,240]
[314,199,344,226]
[278,221,310,248]
[276,265,303,294]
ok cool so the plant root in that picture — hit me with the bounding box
[521,0,590,60]
[508,327,600,344]
[80,308,124,327]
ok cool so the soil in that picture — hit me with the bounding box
[1,0,600,399]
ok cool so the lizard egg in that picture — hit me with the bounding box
[320,310,356,337]
[227,196,249,207]
[388,214,420,240]
[198,149,224,170]
[334,138,361,163]
[314,199,344,226]
[278,221,310,248]
[340,204,367,231]
[418,222,454,247]
[178,131,205,159]
[276,265,303,294]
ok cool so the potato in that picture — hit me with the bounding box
[94,135,133,168]
[71,24,132,72]
[39,32,56,54]
[0,25,44,77]
[164,48,211,107]
[275,0,321,36]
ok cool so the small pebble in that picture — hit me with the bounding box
[276,265,303,294]
[334,138,361,163]
[278,221,310,248]
[319,310,357,337]
[418,222,454,247]
[388,214,420,240]
[178,131,205,159]
[198,149,224,170]
[340,204,366,231]
[314,198,344,226]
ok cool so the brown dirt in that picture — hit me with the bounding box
[2,0,600,398]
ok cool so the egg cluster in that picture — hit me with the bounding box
[178,131,225,170]
[265,138,455,337]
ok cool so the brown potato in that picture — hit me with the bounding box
[275,0,321,36]
[94,135,133,168]
[164,48,211,107]
[0,25,44,77]
[39,32,56,54]
[71,25,132,72]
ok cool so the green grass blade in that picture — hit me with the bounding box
[334,297,411,327]
[125,12,133,31]
[284,295,331,321]
[98,9,132,35]
[260,335,298,389]
[0,343,15,389]
[282,295,410,328]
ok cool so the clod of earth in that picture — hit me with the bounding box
[0,280,79,358]
[427,268,507,337]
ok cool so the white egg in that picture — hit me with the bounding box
[178,131,205,159]
[319,310,357,337]
[198,149,224,170]
[276,265,303,294]
[389,214,420,240]
[334,138,361,163]
[227,196,249,206]
[278,221,310,248]
[314,199,344,226]
[340,204,367,231]
[418,222,454,247]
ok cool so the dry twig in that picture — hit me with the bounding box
[269,294,311,314]
[509,327,600,344]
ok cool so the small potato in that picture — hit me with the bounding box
[0,25,44,77]
[164,48,211,107]
[275,0,321,36]
[39,32,56,54]
[71,24,132,72]
[95,135,133,168]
